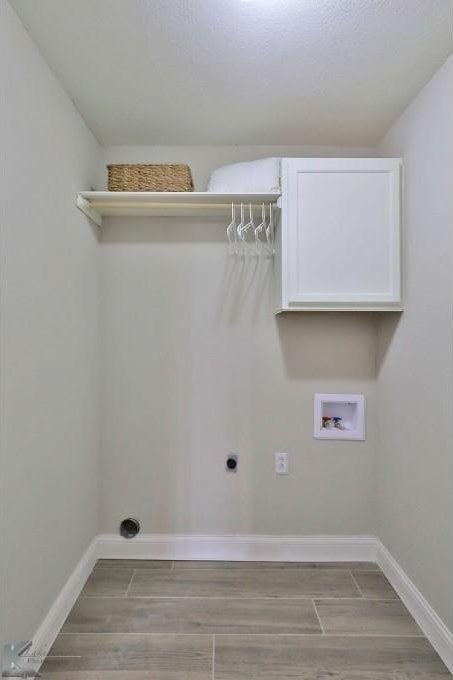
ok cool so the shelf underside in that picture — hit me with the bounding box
[77,191,281,225]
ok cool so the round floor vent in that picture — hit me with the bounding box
[120,517,140,539]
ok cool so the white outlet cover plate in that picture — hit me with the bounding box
[275,452,289,474]
[313,393,365,441]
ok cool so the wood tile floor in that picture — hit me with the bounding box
[41,560,451,679]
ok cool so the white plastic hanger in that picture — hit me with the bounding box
[265,202,274,255]
[236,202,246,255]
[226,202,238,254]
[240,203,255,242]
[254,203,266,255]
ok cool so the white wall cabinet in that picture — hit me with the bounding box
[274,158,402,312]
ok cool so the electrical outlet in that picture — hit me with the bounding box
[274,452,289,475]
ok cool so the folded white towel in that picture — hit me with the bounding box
[206,157,281,193]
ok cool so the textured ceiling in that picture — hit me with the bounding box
[9,0,453,145]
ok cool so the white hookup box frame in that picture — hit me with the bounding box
[314,393,366,440]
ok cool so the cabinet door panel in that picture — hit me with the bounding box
[282,158,401,310]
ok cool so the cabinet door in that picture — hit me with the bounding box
[281,158,402,310]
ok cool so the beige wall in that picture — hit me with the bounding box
[99,145,379,536]
[2,1,452,648]
[0,0,100,645]
[376,56,453,629]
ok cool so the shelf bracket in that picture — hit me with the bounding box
[76,194,102,227]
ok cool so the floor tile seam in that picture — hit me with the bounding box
[124,570,136,597]
[349,571,366,598]
[133,568,357,572]
[211,635,215,680]
[311,599,325,635]
[93,568,175,573]
[78,595,367,600]
[313,597,405,603]
[44,655,82,658]
[169,567,368,571]
[94,565,381,572]
[51,632,428,638]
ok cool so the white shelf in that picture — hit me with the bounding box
[76,191,281,226]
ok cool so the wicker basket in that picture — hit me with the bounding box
[107,164,193,192]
